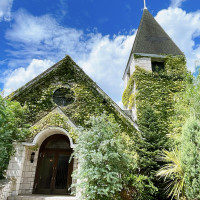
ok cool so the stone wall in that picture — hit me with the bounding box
[71,158,78,194]
[130,57,152,75]
[0,178,15,200]
[124,57,152,90]
[6,143,26,197]
[18,148,39,194]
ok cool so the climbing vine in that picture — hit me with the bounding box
[11,56,138,142]
[122,74,134,107]
[30,109,78,141]
[122,55,188,199]
[122,55,187,111]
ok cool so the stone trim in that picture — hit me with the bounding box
[23,127,77,148]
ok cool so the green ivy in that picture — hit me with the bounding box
[0,96,30,179]
[11,55,138,142]
[122,55,187,110]
[122,74,134,107]
[122,55,188,199]
[30,109,78,141]
[128,93,135,110]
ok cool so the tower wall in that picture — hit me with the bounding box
[124,56,152,121]
[124,57,152,89]
[131,57,152,74]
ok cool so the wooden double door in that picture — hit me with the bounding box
[33,135,74,195]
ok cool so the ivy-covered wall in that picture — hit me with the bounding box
[136,58,187,132]
[123,55,187,125]
[29,108,78,141]
[122,55,188,199]
[10,56,138,141]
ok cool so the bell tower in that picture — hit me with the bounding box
[123,6,183,121]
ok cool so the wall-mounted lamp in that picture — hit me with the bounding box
[30,152,35,163]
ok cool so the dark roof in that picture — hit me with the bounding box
[131,9,183,56]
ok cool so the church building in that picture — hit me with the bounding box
[0,5,183,200]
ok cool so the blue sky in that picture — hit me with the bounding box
[0,0,200,107]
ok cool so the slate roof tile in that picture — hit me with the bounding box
[132,9,183,55]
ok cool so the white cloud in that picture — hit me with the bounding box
[155,7,200,71]
[0,0,13,21]
[5,10,86,63]
[5,6,200,106]
[170,0,186,8]
[78,34,135,98]
[3,10,135,103]
[4,59,54,96]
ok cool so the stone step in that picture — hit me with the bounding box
[7,194,78,200]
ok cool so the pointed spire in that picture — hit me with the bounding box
[123,6,183,80]
[131,9,183,56]
[144,0,147,9]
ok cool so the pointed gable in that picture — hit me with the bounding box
[10,56,138,134]
[132,9,183,56]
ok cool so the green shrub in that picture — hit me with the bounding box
[181,118,200,199]
[0,95,30,179]
[73,113,132,200]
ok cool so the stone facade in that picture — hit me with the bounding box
[124,56,152,88]
[6,144,26,197]
[18,148,39,195]
[5,128,78,199]
[0,178,15,200]
[130,57,152,74]
[71,159,78,194]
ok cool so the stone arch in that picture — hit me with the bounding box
[23,127,76,149]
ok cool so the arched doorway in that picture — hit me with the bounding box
[33,134,74,195]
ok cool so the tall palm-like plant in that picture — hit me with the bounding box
[157,149,185,200]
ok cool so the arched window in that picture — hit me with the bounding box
[45,138,70,149]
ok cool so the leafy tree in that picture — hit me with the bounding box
[120,129,157,200]
[181,118,200,199]
[73,113,132,200]
[0,94,30,179]
[122,174,157,200]
[157,73,200,200]
[157,118,200,200]
[137,106,169,200]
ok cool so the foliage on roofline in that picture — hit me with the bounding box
[29,108,78,142]
[10,55,138,139]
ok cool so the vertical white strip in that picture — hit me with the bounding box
[144,0,147,9]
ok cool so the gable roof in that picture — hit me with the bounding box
[10,56,139,131]
[132,9,183,56]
